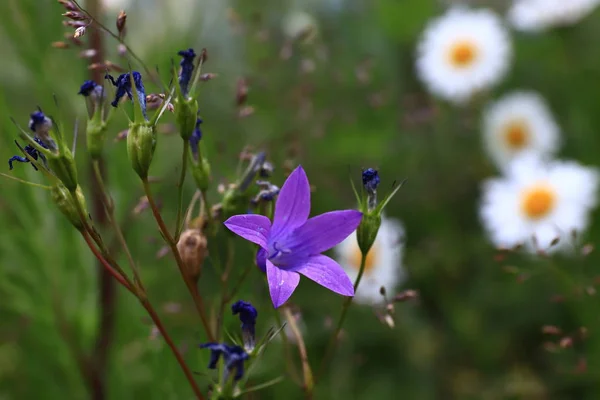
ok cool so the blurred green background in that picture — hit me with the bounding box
[2,0,600,398]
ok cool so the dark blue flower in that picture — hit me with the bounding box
[28,111,52,134]
[8,137,48,171]
[199,343,249,381]
[178,48,196,97]
[362,168,380,194]
[189,117,202,159]
[232,300,258,351]
[105,71,147,118]
[78,80,98,97]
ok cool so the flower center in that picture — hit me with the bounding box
[503,120,529,150]
[520,184,556,220]
[448,40,478,68]
[350,242,379,275]
[268,242,292,263]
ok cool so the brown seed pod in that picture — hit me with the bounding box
[177,229,208,282]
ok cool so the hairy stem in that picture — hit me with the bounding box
[142,178,215,341]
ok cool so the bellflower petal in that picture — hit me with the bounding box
[255,248,267,273]
[284,210,363,256]
[271,166,311,238]
[224,214,272,249]
[292,254,354,296]
[266,260,300,308]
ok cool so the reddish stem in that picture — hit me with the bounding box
[82,231,205,399]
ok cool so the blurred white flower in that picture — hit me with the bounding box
[508,0,600,32]
[483,91,560,170]
[335,216,405,304]
[480,154,598,253]
[282,10,318,43]
[104,0,133,11]
[416,8,512,104]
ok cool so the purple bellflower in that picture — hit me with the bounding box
[232,300,258,351]
[224,165,362,308]
[199,343,249,381]
[178,48,196,97]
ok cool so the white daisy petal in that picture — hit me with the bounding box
[335,216,405,305]
[480,154,599,253]
[508,0,600,32]
[416,7,512,104]
[483,91,560,170]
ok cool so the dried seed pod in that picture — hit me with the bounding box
[52,41,69,49]
[63,11,87,21]
[116,10,127,34]
[177,229,208,282]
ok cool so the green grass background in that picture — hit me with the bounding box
[2,0,600,398]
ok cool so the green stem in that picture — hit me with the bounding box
[174,141,190,240]
[142,178,215,341]
[316,252,367,382]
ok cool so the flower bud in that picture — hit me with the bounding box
[86,117,106,160]
[221,187,251,222]
[127,122,156,179]
[51,184,87,230]
[177,229,208,283]
[356,212,381,255]
[191,157,211,191]
[175,98,198,140]
[47,147,78,192]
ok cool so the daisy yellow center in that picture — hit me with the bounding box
[503,120,529,150]
[520,184,556,220]
[350,242,379,274]
[448,40,478,68]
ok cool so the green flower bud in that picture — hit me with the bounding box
[175,98,198,140]
[356,212,381,255]
[47,147,78,192]
[221,186,252,222]
[191,157,211,191]
[51,184,88,231]
[127,121,156,179]
[86,109,106,160]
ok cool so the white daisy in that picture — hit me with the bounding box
[483,91,560,170]
[335,216,405,304]
[416,7,512,104]
[480,153,599,252]
[508,0,600,32]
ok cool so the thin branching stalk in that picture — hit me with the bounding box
[142,178,215,341]
[283,307,313,398]
[175,141,190,240]
[83,229,205,399]
[273,308,301,385]
[316,252,367,382]
[215,237,235,341]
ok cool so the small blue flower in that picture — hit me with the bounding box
[252,181,280,205]
[105,71,147,118]
[178,48,196,97]
[232,300,258,351]
[199,343,249,381]
[28,111,52,134]
[8,137,48,171]
[362,168,380,194]
[78,80,98,97]
[189,117,202,159]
